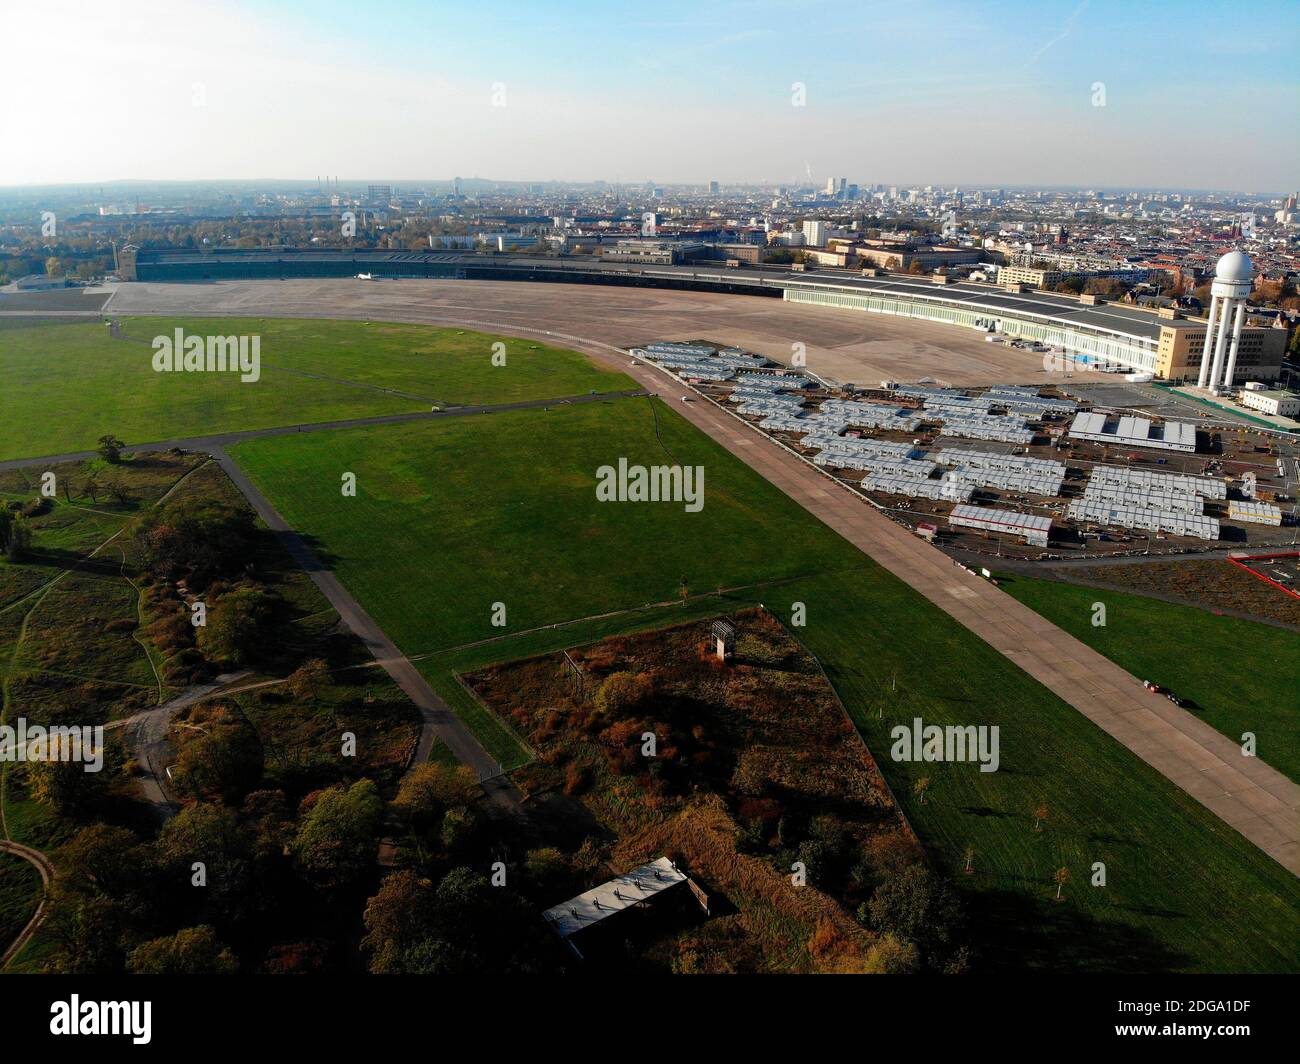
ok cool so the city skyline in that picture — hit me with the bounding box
[4,0,1297,190]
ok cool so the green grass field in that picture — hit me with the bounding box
[997,573,1300,785]
[229,396,1300,973]
[0,317,632,461]
[230,396,846,655]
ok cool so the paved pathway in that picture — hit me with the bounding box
[125,672,251,820]
[0,388,647,474]
[210,447,508,784]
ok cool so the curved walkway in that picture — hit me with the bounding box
[0,839,53,970]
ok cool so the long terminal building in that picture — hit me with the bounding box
[118,246,1288,383]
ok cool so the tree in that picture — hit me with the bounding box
[42,825,154,973]
[45,256,64,277]
[156,803,255,926]
[523,847,571,895]
[27,757,105,820]
[287,657,330,702]
[103,474,131,505]
[196,585,276,667]
[1033,803,1048,831]
[594,670,654,717]
[132,497,256,586]
[97,434,124,463]
[170,702,264,803]
[55,824,150,901]
[292,778,384,891]
[1084,277,1127,299]
[963,845,976,874]
[864,864,963,969]
[361,870,437,973]
[5,519,33,562]
[913,777,931,805]
[361,866,544,975]
[864,932,920,974]
[393,762,478,830]
[1054,866,1070,901]
[127,925,238,974]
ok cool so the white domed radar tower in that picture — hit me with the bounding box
[1196,250,1253,390]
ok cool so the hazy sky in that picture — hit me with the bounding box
[4,0,1297,191]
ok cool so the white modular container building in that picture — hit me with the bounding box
[1087,465,1227,499]
[1082,483,1204,515]
[818,399,925,431]
[1068,412,1197,453]
[1228,500,1284,526]
[814,453,939,477]
[933,414,1036,444]
[1067,499,1220,540]
[948,504,1054,547]
[759,413,814,432]
[859,472,974,503]
[936,447,1066,477]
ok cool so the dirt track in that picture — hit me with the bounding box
[0,839,53,970]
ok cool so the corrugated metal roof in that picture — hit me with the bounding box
[543,857,687,938]
[950,505,1054,534]
[1069,412,1197,452]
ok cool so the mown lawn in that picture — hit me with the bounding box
[229,396,846,655]
[996,573,1300,785]
[228,397,1300,973]
[0,317,632,461]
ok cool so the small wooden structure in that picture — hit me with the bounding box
[712,620,735,662]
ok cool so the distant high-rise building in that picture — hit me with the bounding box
[367,184,392,205]
[709,180,720,195]
[802,219,828,247]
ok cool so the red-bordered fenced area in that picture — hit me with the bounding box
[1228,551,1300,600]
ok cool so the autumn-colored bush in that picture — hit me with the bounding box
[738,797,784,826]
[562,763,589,796]
[534,710,562,739]
[605,746,639,775]
[582,652,618,673]
[147,612,192,652]
[598,719,642,748]
[594,670,654,718]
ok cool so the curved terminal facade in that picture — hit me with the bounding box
[779,277,1161,372]
[122,247,1285,382]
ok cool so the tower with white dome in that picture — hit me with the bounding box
[1196,250,1254,390]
